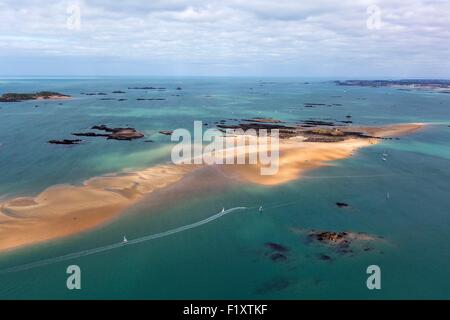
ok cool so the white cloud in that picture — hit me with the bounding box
[0,0,449,76]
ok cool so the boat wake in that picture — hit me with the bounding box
[0,206,247,274]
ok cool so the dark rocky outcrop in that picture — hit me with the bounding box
[211,117,397,143]
[73,125,144,141]
[306,230,379,256]
[304,103,327,106]
[304,136,346,143]
[72,132,109,137]
[48,139,81,145]
[242,118,284,124]
[107,129,144,140]
[263,242,290,263]
[336,202,349,208]
[82,92,107,96]
[91,125,116,132]
[318,254,332,261]
[270,253,288,262]
[264,242,289,252]
[0,92,70,102]
[299,120,337,126]
[128,86,166,90]
[136,98,165,101]
[217,122,297,139]
[310,231,350,245]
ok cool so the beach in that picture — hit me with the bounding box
[0,123,423,252]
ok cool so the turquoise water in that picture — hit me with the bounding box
[0,77,449,299]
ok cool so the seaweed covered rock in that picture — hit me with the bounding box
[73,125,144,141]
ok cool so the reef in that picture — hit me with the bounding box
[264,242,289,252]
[81,92,107,96]
[48,139,82,145]
[307,230,380,256]
[136,98,166,101]
[335,79,450,92]
[0,92,70,102]
[263,242,290,263]
[128,86,166,90]
[72,125,144,141]
[336,202,349,208]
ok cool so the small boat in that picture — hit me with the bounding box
[386,192,390,200]
[258,206,263,213]
[221,208,225,213]
[382,157,387,161]
[123,236,128,244]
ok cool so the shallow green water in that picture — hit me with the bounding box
[0,77,449,299]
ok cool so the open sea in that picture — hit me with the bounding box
[0,77,449,299]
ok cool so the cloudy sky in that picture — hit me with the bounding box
[0,0,449,77]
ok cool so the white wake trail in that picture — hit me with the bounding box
[0,207,247,274]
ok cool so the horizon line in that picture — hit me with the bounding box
[1,75,449,80]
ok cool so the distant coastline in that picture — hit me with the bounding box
[335,79,450,93]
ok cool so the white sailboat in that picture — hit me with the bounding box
[259,206,263,213]
[221,208,225,213]
[123,236,128,244]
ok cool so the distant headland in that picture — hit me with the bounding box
[335,79,450,93]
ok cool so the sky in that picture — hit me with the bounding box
[0,0,449,78]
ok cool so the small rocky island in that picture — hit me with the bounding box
[0,91,70,102]
[307,229,381,256]
[48,139,82,145]
[215,117,391,141]
[49,125,145,146]
[73,125,145,141]
[264,242,290,263]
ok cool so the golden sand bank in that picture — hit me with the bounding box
[0,123,423,252]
